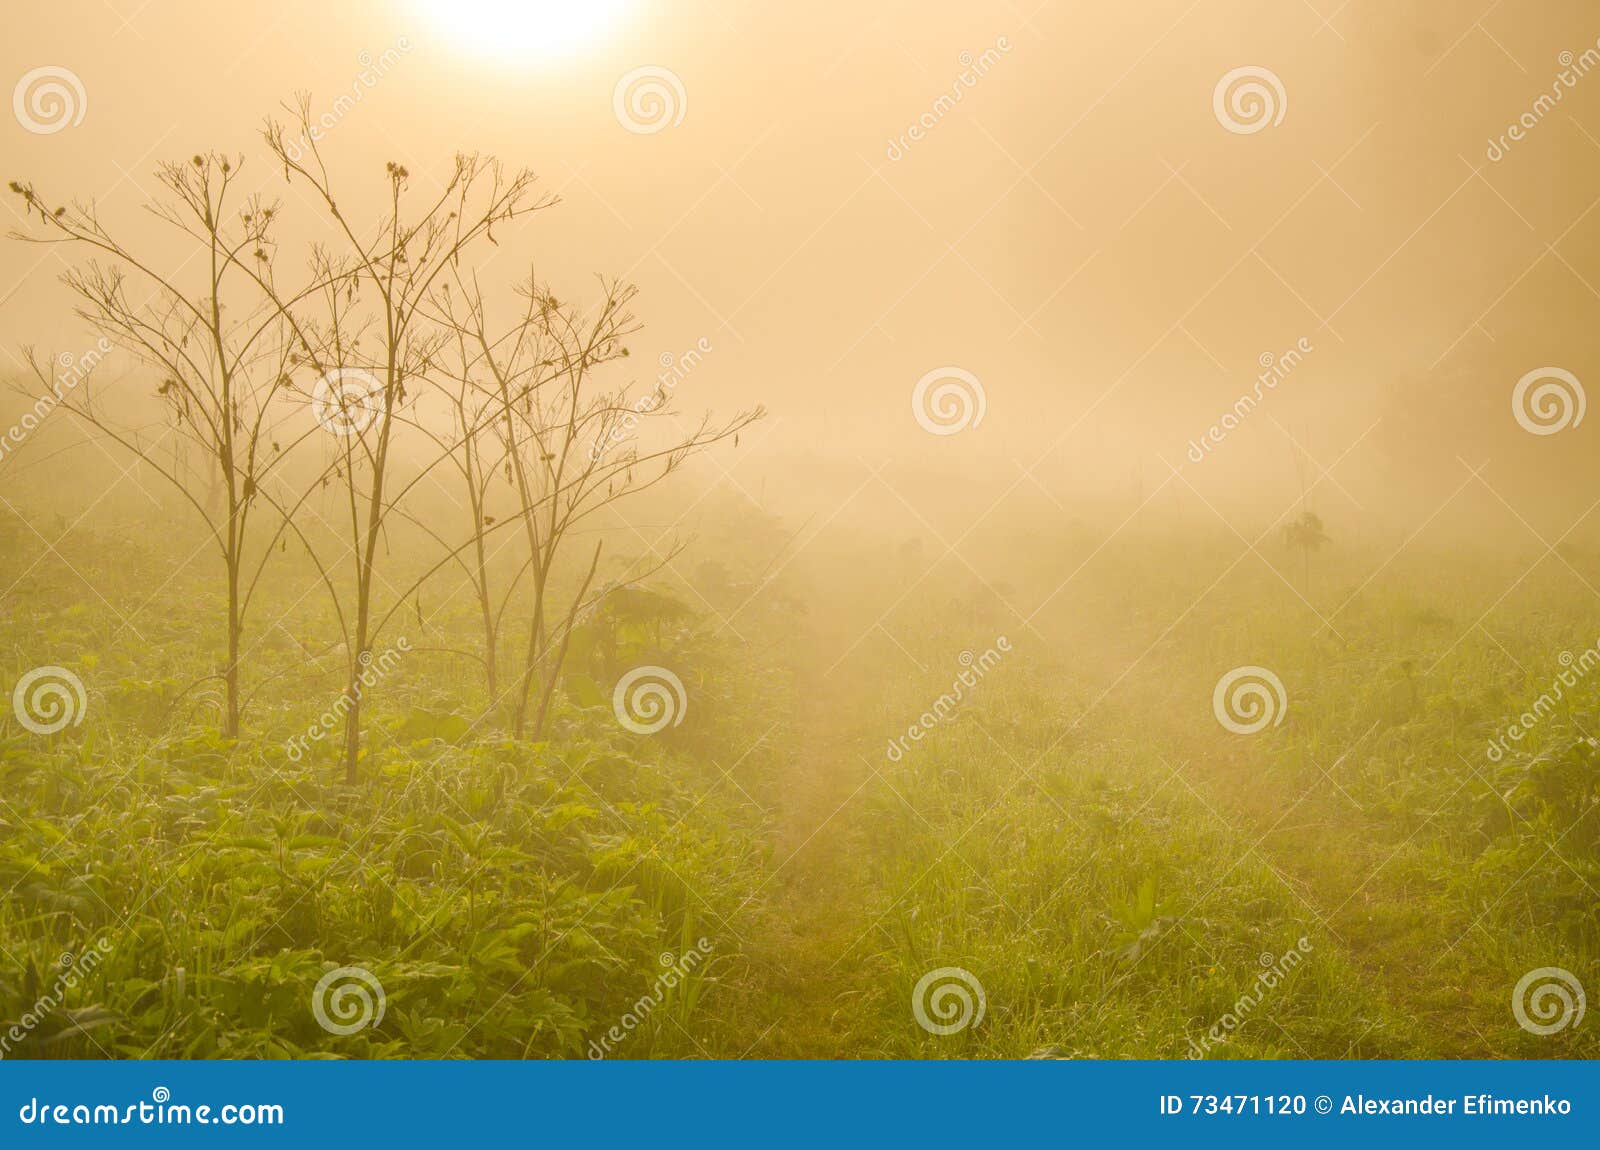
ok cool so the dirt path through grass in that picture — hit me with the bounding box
[724,636,894,1056]
[717,574,1561,1056]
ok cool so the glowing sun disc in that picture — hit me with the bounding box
[413,0,631,66]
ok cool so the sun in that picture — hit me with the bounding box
[412,0,632,67]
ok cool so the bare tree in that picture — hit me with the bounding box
[9,156,326,736]
[13,105,762,772]
[435,269,763,737]
[263,97,551,782]
[428,313,512,705]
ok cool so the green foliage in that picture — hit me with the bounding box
[2,506,1597,1060]
[0,730,763,1058]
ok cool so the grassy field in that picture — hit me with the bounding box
[1,495,1596,1059]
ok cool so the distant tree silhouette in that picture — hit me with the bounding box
[1283,510,1329,592]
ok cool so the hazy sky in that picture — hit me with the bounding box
[4,0,1599,536]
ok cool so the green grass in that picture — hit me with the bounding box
[1,504,1596,1059]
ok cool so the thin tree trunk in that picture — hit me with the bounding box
[529,542,602,740]
[344,562,374,784]
[224,579,241,738]
[342,689,361,784]
[482,606,499,702]
[466,438,498,704]
[345,556,376,783]
[511,563,548,738]
[343,345,395,783]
